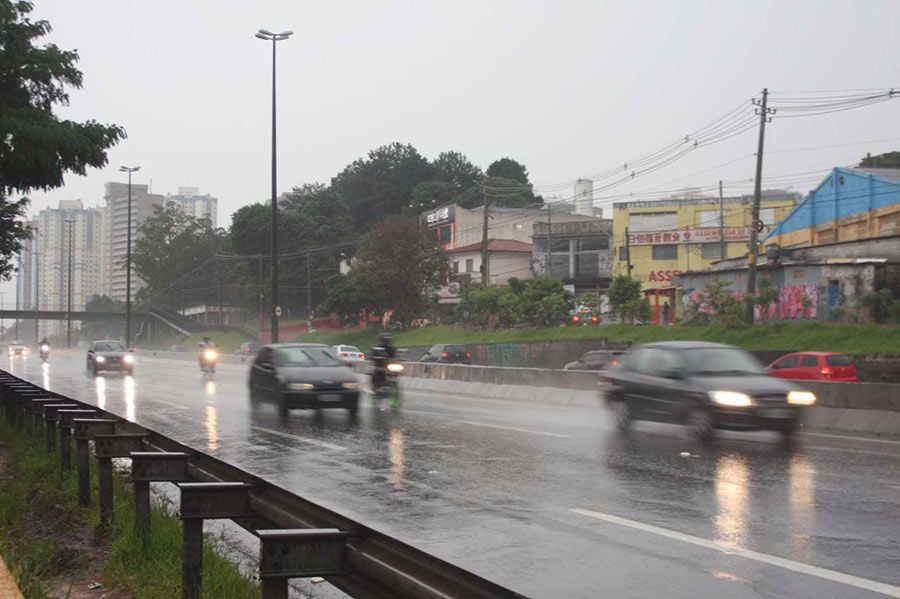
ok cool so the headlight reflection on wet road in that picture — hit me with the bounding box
[95,376,106,410]
[205,380,218,454]
[388,427,406,492]
[42,362,50,390]
[714,452,750,548]
[124,376,136,422]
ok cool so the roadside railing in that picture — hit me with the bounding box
[0,370,528,599]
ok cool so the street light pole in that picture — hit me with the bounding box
[64,218,76,349]
[256,28,293,344]
[119,165,140,347]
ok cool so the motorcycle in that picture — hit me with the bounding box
[200,348,218,377]
[371,362,403,408]
[39,344,50,362]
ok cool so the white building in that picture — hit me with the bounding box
[104,182,164,302]
[165,186,218,228]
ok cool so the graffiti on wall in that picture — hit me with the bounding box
[754,285,818,321]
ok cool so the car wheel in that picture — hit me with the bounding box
[688,408,714,442]
[611,400,631,430]
[277,396,289,416]
[91,364,99,377]
[348,403,359,417]
[778,419,799,440]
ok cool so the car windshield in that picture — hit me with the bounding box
[95,342,125,352]
[345,346,361,353]
[276,346,341,367]
[684,348,765,376]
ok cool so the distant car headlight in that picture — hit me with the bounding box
[709,390,753,407]
[387,363,404,373]
[95,356,106,363]
[288,382,315,390]
[123,354,134,364]
[342,382,359,389]
[787,391,816,405]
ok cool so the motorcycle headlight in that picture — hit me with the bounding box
[709,390,753,407]
[123,354,134,364]
[342,382,359,390]
[787,391,816,405]
[95,356,106,363]
[41,345,49,351]
[204,350,218,360]
[387,363,404,373]
[289,382,314,390]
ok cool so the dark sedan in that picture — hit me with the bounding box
[87,340,134,376]
[248,343,359,416]
[420,344,471,364]
[602,341,815,440]
[564,350,624,371]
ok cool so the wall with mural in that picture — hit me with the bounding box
[754,285,819,321]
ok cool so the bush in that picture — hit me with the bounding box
[861,289,900,323]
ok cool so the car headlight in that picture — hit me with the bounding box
[288,382,315,390]
[387,363,404,373]
[709,390,753,407]
[123,354,134,364]
[95,356,106,363]
[787,391,816,405]
[342,382,359,390]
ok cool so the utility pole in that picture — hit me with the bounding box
[745,88,773,322]
[719,180,726,261]
[624,227,633,276]
[481,184,489,285]
[306,248,312,332]
[546,201,552,276]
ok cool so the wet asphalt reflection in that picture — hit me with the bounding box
[8,353,900,599]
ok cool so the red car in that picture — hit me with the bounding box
[766,352,858,382]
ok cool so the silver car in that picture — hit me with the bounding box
[332,344,365,364]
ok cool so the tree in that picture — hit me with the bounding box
[0,0,125,279]
[685,279,744,327]
[85,294,125,313]
[131,206,224,309]
[860,151,900,169]
[319,273,365,326]
[331,143,433,230]
[432,151,483,192]
[477,176,541,208]
[486,157,530,184]
[409,180,459,214]
[608,275,644,322]
[349,216,449,326]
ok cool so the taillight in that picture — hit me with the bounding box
[466,352,471,358]
[591,315,599,323]
[441,352,448,358]
[360,354,365,359]
[820,367,832,377]
[340,353,347,357]
[612,360,618,366]
[572,315,581,323]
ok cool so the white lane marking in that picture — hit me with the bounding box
[251,425,346,451]
[459,421,572,438]
[802,432,900,447]
[571,508,900,598]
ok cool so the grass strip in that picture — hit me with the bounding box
[0,419,259,598]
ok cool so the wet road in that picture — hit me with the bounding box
[7,353,900,599]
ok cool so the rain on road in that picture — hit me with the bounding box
[7,353,900,599]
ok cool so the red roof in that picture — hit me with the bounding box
[446,239,533,254]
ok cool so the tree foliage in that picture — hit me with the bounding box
[607,275,646,322]
[456,276,574,328]
[131,206,224,309]
[486,157,530,184]
[348,216,449,326]
[0,0,125,279]
[432,151,483,192]
[685,278,745,327]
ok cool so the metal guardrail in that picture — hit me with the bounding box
[0,370,528,599]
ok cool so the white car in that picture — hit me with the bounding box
[8,341,28,357]
[332,345,365,363]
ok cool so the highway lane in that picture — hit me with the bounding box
[7,352,900,599]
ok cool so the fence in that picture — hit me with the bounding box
[0,370,528,599]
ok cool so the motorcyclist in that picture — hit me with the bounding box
[370,334,397,391]
[39,337,51,360]
[198,336,218,370]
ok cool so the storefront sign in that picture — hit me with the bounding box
[424,206,453,228]
[627,227,757,245]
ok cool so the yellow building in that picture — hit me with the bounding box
[612,193,798,289]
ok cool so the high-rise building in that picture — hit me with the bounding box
[165,186,218,228]
[104,182,164,302]
[24,201,106,337]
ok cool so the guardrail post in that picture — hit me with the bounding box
[58,409,97,473]
[130,452,191,537]
[94,434,146,529]
[39,403,76,454]
[257,529,350,599]
[178,482,253,599]
[73,419,118,508]
[25,398,60,441]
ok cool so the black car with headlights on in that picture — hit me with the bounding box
[86,340,134,376]
[248,343,360,416]
[601,341,815,441]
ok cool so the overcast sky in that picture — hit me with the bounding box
[3,0,899,306]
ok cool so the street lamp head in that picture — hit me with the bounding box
[258,28,274,36]
[119,165,140,173]
[278,30,294,37]
[255,32,269,40]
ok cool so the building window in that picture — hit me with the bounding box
[697,210,722,228]
[465,258,474,273]
[701,243,722,259]
[550,239,569,253]
[652,245,677,260]
[629,212,677,232]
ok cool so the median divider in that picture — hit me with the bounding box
[0,370,529,599]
